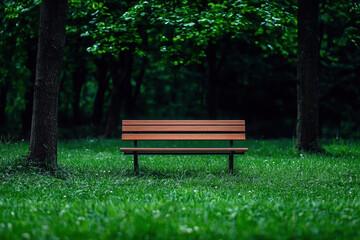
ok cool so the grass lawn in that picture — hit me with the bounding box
[1,138,360,239]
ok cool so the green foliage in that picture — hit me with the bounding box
[1,139,360,239]
[82,0,297,64]
[320,1,360,48]
[0,0,359,138]
[318,1,360,138]
[77,0,144,55]
[0,0,39,122]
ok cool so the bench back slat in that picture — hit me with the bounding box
[123,120,244,126]
[122,125,245,133]
[122,133,245,141]
[122,120,246,141]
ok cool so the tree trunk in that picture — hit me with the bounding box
[206,43,218,119]
[124,26,148,119]
[124,56,147,118]
[72,66,86,125]
[29,0,68,170]
[22,86,34,137]
[0,83,9,126]
[103,56,122,138]
[121,50,134,119]
[104,50,134,138]
[92,56,109,135]
[22,38,37,137]
[296,0,322,152]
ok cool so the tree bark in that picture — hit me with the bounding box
[70,39,87,126]
[92,56,109,134]
[72,66,86,125]
[124,56,147,118]
[29,0,68,170]
[124,26,148,119]
[296,0,322,152]
[104,50,134,138]
[0,83,9,126]
[22,38,37,137]
[206,43,218,119]
[122,50,135,119]
[103,56,122,138]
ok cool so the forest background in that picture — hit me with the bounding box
[0,0,359,140]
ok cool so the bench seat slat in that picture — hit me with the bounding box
[122,125,245,132]
[122,133,245,140]
[121,148,248,152]
[123,120,245,126]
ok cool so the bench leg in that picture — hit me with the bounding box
[229,152,234,172]
[133,140,139,174]
[134,153,139,173]
[229,140,234,172]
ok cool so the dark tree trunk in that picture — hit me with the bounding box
[72,67,86,125]
[70,39,87,126]
[22,38,37,137]
[206,43,218,119]
[29,0,68,170]
[0,83,9,126]
[124,27,148,119]
[122,50,135,119]
[22,86,34,137]
[124,56,147,118]
[92,56,109,134]
[296,0,322,152]
[103,56,122,138]
[104,50,134,138]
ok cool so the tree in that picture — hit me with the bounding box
[84,0,296,122]
[104,51,134,138]
[296,0,322,152]
[92,55,110,134]
[1,1,40,130]
[29,0,68,169]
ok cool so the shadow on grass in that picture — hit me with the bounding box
[117,166,261,183]
[0,154,72,180]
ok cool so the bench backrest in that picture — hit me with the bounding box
[121,120,245,140]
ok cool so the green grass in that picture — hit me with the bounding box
[1,138,360,239]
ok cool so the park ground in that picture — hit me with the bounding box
[0,138,360,239]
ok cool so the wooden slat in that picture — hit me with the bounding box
[122,133,245,140]
[121,148,248,152]
[122,125,245,132]
[122,120,245,126]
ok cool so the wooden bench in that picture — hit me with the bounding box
[120,120,248,172]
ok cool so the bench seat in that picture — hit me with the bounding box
[122,148,248,155]
[121,148,248,154]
